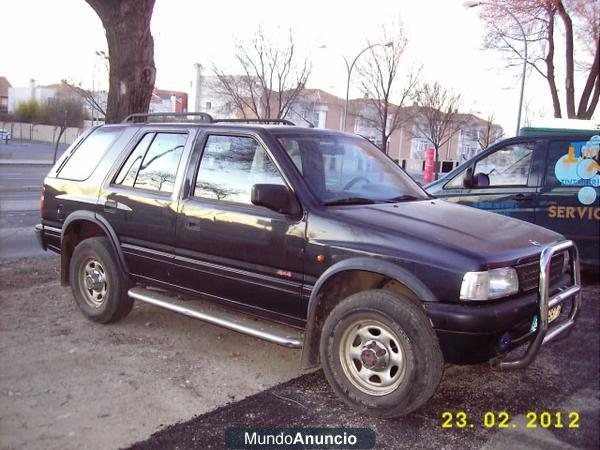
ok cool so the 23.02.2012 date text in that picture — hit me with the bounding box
[441,411,580,429]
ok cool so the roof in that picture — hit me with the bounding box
[108,120,354,138]
[0,76,11,97]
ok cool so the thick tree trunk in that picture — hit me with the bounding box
[577,36,600,119]
[555,1,576,118]
[85,0,156,124]
[545,9,562,118]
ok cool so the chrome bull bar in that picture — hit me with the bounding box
[498,240,581,370]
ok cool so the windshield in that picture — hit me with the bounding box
[277,134,428,205]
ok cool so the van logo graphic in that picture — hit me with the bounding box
[529,240,541,246]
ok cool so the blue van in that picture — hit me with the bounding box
[426,129,599,269]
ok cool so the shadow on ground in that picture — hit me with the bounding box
[128,285,599,450]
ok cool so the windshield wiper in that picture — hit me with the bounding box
[383,194,420,203]
[323,197,379,206]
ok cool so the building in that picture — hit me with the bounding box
[189,65,504,175]
[7,79,57,113]
[149,88,188,113]
[189,63,240,118]
[0,76,11,114]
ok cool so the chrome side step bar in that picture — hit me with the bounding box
[128,287,304,348]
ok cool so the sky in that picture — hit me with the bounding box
[1,0,596,135]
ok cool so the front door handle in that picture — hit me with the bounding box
[511,194,533,201]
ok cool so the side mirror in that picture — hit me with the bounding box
[463,167,474,188]
[473,172,490,188]
[251,184,301,215]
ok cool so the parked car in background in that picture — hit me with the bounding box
[0,129,11,143]
[426,128,599,269]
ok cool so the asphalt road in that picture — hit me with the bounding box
[0,140,67,161]
[130,282,600,450]
[0,141,57,259]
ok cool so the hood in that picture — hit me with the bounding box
[330,199,563,265]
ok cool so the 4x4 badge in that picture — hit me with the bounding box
[529,240,541,246]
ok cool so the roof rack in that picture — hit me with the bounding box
[212,118,296,126]
[121,113,296,126]
[122,112,214,123]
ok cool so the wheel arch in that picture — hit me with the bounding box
[301,257,437,369]
[60,211,128,285]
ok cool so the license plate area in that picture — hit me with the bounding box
[530,304,562,332]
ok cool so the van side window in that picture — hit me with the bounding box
[545,140,600,187]
[58,127,124,181]
[473,142,534,187]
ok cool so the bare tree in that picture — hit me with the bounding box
[61,80,107,119]
[44,97,85,163]
[477,112,504,150]
[412,81,463,173]
[479,0,599,119]
[212,26,311,119]
[84,0,156,123]
[355,24,419,153]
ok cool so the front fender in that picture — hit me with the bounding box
[301,257,437,369]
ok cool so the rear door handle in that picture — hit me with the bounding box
[186,220,202,231]
[511,194,533,201]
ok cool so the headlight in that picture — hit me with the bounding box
[460,267,519,300]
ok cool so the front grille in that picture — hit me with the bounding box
[516,253,565,292]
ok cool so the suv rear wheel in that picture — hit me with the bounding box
[320,289,443,417]
[70,237,133,323]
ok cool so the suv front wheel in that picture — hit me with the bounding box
[69,237,133,323]
[320,289,443,417]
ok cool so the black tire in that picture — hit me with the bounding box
[320,289,444,418]
[69,236,133,324]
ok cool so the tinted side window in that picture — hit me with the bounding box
[474,142,534,187]
[133,133,187,193]
[58,127,123,180]
[545,139,600,188]
[194,135,285,204]
[114,133,155,186]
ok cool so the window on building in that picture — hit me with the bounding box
[194,135,285,204]
[58,127,124,181]
[114,132,187,193]
[205,101,212,110]
[410,138,429,160]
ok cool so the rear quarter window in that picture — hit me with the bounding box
[57,127,124,181]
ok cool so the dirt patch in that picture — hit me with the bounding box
[0,256,303,450]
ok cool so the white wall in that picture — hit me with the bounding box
[0,121,83,144]
[8,86,56,113]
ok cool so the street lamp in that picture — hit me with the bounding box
[92,50,108,126]
[342,41,393,131]
[464,1,527,136]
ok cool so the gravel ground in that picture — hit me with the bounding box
[0,256,303,450]
[1,256,598,450]
[130,281,600,450]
